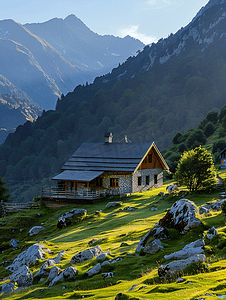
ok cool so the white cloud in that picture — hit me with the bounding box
[118,25,157,45]
[146,0,175,9]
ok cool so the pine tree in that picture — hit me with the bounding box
[0,177,10,202]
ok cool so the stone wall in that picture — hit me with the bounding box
[102,173,132,194]
[132,169,163,193]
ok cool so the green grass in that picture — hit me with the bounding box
[1,177,226,299]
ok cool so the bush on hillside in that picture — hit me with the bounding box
[174,146,216,192]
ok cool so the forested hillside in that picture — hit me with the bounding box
[2,0,226,202]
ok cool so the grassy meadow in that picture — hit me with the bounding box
[1,173,226,299]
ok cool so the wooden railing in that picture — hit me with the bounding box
[41,186,121,200]
[1,201,40,215]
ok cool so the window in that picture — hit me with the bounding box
[138,176,142,186]
[96,177,102,187]
[146,175,150,185]
[110,178,119,187]
[148,154,153,163]
[154,174,158,185]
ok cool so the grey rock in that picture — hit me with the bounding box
[1,282,14,293]
[199,200,226,215]
[159,199,201,234]
[57,208,87,229]
[96,251,110,260]
[136,225,169,253]
[177,277,184,283]
[88,238,103,245]
[158,254,207,278]
[124,206,137,211]
[158,192,165,196]
[129,284,138,291]
[49,266,77,287]
[35,250,66,277]
[101,261,110,266]
[151,207,158,211]
[85,263,101,277]
[106,202,122,208]
[70,245,103,264]
[48,266,61,282]
[164,239,205,260]
[110,257,123,264]
[199,206,210,215]
[206,226,218,239]
[144,239,164,254]
[6,244,50,272]
[29,226,46,236]
[10,239,19,248]
[10,265,33,287]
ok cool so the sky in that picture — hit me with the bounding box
[0,0,210,45]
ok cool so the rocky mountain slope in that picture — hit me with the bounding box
[0,16,143,110]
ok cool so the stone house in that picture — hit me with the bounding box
[219,147,226,169]
[50,133,169,197]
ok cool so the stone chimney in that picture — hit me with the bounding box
[104,132,113,144]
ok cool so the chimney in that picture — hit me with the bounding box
[104,132,113,144]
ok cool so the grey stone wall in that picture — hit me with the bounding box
[132,169,163,193]
[102,173,132,194]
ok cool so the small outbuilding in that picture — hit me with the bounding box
[219,147,226,169]
[42,133,169,202]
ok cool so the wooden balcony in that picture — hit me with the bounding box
[41,186,121,203]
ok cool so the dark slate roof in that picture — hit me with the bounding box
[52,170,104,182]
[219,147,226,157]
[61,142,164,173]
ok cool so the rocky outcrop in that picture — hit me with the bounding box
[85,263,101,277]
[57,208,87,229]
[199,200,226,215]
[164,239,205,260]
[35,250,66,277]
[70,246,103,264]
[1,282,14,294]
[29,226,46,236]
[96,251,110,260]
[48,266,61,282]
[136,226,169,253]
[144,239,164,255]
[6,244,50,272]
[159,199,201,234]
[10,265,33,287]
[49,266,77,287]
[206,227,218,239]
[158,254,207,278]
[106,202,122,208]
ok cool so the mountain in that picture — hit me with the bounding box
[25,14,144,77]
[2,0,226,202]
[0,75,41,144]
[0,17,144,110]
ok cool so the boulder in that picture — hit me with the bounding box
[158,192,165,196]
[159,199,201,234]
[88,238,103,245]
[102,261,110,266]
[29,226,46,236]
[106,202,122,208]
[10,265,33,287]
[35,250,66,277]
[164,239,205,260]
[85,263,101,277]
[57,208,87,229]
[49,266,77,287]
[206,227,218,240]
[144,239,164,255]
[10,239,19,248]
[6,244,50,272]
[70,245,103,264]
[96,251,110,260]
[1,282,14,293]
[158,254,207,278]
[136,226,169,253]
[48,266,61,282]
[199,200,226,215]
[124,206,137,211]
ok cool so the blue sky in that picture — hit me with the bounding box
[1,0,209,44]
